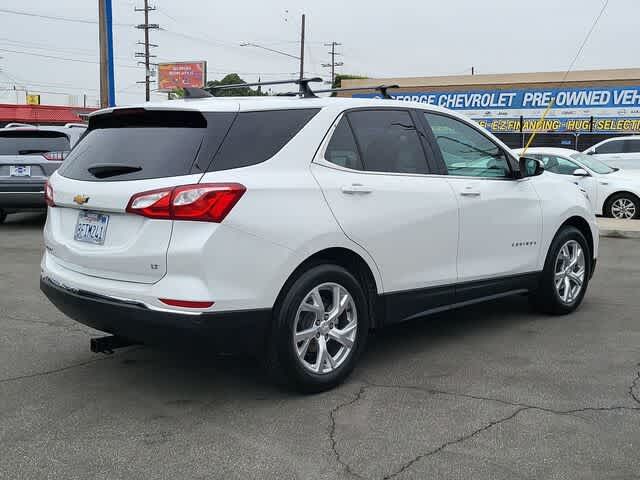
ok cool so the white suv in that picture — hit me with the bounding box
[40,95,598,392]
[583,136,640,170]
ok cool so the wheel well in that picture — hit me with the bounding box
[603,191,640,211]
[560,216,594,259]
[274,247,380,329]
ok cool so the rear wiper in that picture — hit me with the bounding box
[18,149,50,155]
[87,163,142,179]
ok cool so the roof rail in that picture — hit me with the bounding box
[315,84,400,99]
[4,122,36,128]
[210,77,323,98]
[63,123,87,128]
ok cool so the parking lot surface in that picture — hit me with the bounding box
[1,212,639,479]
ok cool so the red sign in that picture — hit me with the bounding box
[158,61,207,90]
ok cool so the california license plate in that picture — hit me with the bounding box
[9,165,30,177]
[74,211,109,245]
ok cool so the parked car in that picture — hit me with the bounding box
[0,123,86,223]
[583,135,640,170]
[515,147,640,219]
[40,97,597,392]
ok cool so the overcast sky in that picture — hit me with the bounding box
[0,0,636,107]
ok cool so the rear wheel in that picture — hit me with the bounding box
[530,226,590,315]
[266,264,369,393]
[605,193,639,219]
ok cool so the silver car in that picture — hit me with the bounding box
[0,123,86,224]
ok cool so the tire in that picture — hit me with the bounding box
[266,263,369,393]
[605,192,639,219]
[530,226,591,315]
[0,209,6,224]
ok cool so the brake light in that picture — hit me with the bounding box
[42,151,69,161]
[159,298,214,309]
[44,180,55,207]
[126,183,246,222]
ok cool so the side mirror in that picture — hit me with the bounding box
[585,149,594,155]
[518,156,545,178]
[572,168,589,177]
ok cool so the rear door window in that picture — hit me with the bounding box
[595,140,624,154]
[208,109,320,171]
[324,117,363,170]
[347,110,428,174]
[0,131,70,155]
[59,110,235,181]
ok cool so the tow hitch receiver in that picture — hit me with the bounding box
[90,335,138,354]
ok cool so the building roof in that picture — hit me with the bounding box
[342,68,640,91]
[0,104,94,125]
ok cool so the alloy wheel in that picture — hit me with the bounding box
[554,240,586,304]
[611,198,636,219]
[293,282,358,374]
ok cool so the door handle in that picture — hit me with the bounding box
[460,190,480,197]
[341,184,373,194]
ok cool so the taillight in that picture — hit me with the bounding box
[44,180,55,207]
[126,183,246,222]
[42,151,69,161]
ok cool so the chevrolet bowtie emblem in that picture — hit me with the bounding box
[73,194,90,205]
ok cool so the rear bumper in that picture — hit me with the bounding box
[40,276,271,353]
[0,180,46,208]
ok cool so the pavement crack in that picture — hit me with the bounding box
[328,385,368,480]
[382,407,529,480]
[630,369,640,406]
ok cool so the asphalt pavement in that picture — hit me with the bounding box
[1,212,639,479]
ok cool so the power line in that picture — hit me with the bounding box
[0,47,142,70]
[0,7,135,26]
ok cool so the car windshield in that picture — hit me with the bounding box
[570,152,615,174]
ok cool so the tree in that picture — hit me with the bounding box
[207,73,267,97]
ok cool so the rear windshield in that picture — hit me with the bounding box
[0,131,70,155]
[59,108,319,181]
[59,110,235,182]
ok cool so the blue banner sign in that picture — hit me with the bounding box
[354,85,640,110]
[353,85,640,133]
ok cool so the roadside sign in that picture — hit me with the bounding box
[157,61,207,91]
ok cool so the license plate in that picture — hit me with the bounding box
[74,211,110,245]
[9,165,31,177]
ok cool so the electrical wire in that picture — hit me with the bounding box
[521,0,610,154]
[0,47,142,70]
[0,7,135,27]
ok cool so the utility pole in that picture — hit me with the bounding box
[135,0,158,101]
[322,41,343,87]
[299,14,305,82]
[98,0,108,107]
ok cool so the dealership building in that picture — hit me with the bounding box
[342,68,640,150]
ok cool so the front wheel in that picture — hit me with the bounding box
[605,193,639,219]
[266,264,369,393]
[530,226,591,315]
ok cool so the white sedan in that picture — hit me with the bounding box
[515,147,640,219]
